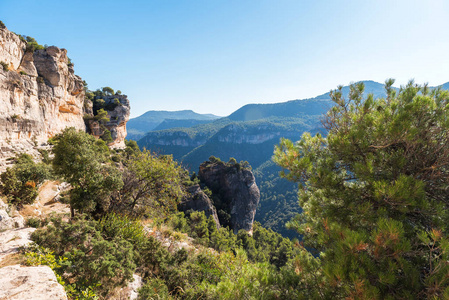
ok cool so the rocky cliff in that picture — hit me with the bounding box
[0,24,130,168]
[179,184,220,228]
[86,94,131,148]
[198,159,260,233]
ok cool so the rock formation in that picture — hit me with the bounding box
[86,94,131,148]
[0,24,130,169]
[0,265,68,300]
[179,184,220,228]
[198,159,260,233]
[0,198,24,230]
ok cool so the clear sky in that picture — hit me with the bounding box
[2,0,449,118]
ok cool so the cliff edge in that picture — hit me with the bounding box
[0,24,130,168]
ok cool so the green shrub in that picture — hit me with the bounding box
[19,70,27,75]
[0,61,8,71]
[0,154,52,207]
[25,36,45,52]
[31,216,135,296]
[26,217,49,228]
[138,278,170,300]
[100,128,113,144]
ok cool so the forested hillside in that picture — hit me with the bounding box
[136,80,395,236]
[127,110,220,140]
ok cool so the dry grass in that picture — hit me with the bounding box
[0,253,25,268]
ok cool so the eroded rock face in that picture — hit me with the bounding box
[0,25,131,168]
[0,26,85,168]
[198,160,260,233]
[0,265,68,300]
[179,185,220,229]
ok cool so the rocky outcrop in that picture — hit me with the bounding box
[179,185,220,228]
[86,94,130,148]
[0,227,36,262]
[198,160,260,233]
[0,24,131,168]
[0,199,24,230]
[0,26,85,167]
[0,265,67,300]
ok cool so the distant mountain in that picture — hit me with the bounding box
[228,80,388,122]
[152,119,216,131]
[127,110,220,140]
[136,80,449,237]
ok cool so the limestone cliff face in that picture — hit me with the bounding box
[198,160,260,233]
[0,25,130,168]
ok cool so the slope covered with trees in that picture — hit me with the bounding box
[137,81,397,236]
[274,80,449,298]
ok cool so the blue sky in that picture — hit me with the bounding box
[2,0,449,117]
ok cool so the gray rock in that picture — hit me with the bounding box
[0,227,36,262]
[0,265,67,300]
[199,160,260,233]
[179,185,220,229]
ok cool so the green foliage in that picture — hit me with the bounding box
[19,70,27,75]
[124,139,140,157]
[52,128,122,217]
[26,217,49,228]
[111,151,185,217]
[36,76,45,84]
[31,216,135,297]
[97,213,147,249]
[253,161,300,238]
[0,61,8,71]
[169,211,296,268]
[0,154,52,207]
[102,86,114,96]
[138,278,171,299]
[100,128,113,144]
[274,80,449,298]
[94,108,109,124]
[24,36,45,52]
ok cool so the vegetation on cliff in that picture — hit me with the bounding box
[274,80,449,298]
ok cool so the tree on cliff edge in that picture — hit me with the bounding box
[274,80,449,298]
[52,128,122,217]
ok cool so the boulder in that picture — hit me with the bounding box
[0,227,36,262]
[0,264,67,300]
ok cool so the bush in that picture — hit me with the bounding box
[25,36,45,52]
[0,20,5,29]
[0,61,8,71]
[100,128,113,144]
[26,217,49,228]
[138,278,170,300]
[31,216,136,296]
[0,154,52,207]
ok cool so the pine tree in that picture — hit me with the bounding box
[274,80,449,299]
